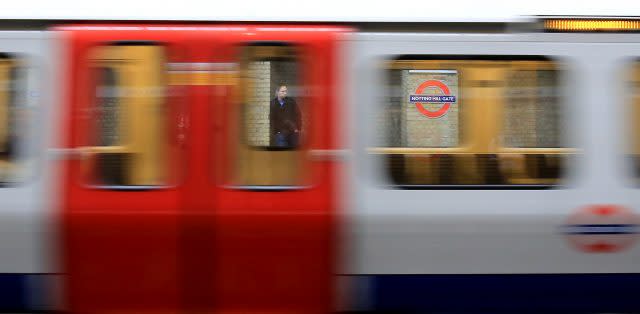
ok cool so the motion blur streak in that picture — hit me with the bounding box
[2,18,640,314]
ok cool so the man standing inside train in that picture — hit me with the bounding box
[269,84,302,148]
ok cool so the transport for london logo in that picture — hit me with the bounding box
[562,205,640,253]
[409,80,456,118]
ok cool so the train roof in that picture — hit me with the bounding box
[3,0,640,23]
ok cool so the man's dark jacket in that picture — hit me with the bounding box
[269,97,302,146]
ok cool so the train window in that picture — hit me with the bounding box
[630,61,640,182]
[84,44,174,187]
[376,56,572,187]
[228,43,309,187]
[0,54,31,184]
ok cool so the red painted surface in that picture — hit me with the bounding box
[212,27,344,314]
[58,25,348,313]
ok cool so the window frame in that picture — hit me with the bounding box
[81,41,178,190]
[222,41,314,190]
[0,53,39,186]
[373,54,575,189]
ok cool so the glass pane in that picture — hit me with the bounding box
[0,55,30,184]
[87,44,169,187]
[382,69,459,148]
[96,67,121,147]
[503,69,562,148]
[378,57,570,187]
[243,46,303,149]
[230,44,308,187]
[629,61,640,182]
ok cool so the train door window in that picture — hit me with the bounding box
[0,54,31,184]
[228,43,308,187]
[629,61,640,183]
[84,43,175,187]
[376,56,572,187]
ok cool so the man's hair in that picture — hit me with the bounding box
[274,84,287,97]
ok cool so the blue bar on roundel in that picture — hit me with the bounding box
[409,95,456,103]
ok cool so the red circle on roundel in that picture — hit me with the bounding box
[565,205,640,253]
[414,80,453,118]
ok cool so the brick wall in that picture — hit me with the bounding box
[378,70,404,147]
[270,61,298,96]
[503,70,561,148]
[535,70,561,147]
[245,61,271,146]
[402,71,459,147]
[97,69,120,147]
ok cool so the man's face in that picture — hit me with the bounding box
[277,86,287,99]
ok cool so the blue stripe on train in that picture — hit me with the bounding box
[0,274,52,312]
[357,274,640,313]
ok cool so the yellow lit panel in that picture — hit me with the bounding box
[544,19,640,32]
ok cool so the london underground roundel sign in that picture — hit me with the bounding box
[408,80,456,118]
[563,205,640,253]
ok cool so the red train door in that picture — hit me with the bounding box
[59,26,192,313]
[206,26,347,313]
[60,25,347,314]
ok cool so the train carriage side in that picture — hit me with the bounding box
[56,24,349,314]
[3,20,640,314]
[0,30,57,313]
[343,30,640,312]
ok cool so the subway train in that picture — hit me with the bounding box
[1,16,640,313]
